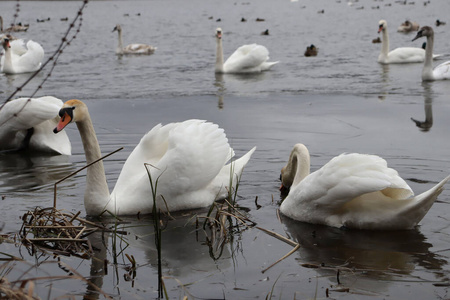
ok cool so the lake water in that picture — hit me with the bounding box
[1,0,450,299]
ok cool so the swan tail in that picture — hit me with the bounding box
[229,146,256,178]
[400,174,450,228]
[261,61,279,71]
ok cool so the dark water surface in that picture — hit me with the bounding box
[1,0,450,299]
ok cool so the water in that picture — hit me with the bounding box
[1,0,450,299]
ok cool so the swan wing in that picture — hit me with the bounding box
[281,153,414,223]
[123,43,155,54]
[14,40,44,72]
[433,60,450,80]
[224,44,270,72]
[111,120,232,212]
[388,47,425,63]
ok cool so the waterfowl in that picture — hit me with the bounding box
[279,144,450,230]
[397,20,420,32]
[1,37,44,74]
[304,44,318,57]
[53,99,256,216]
[435,19,446,26]
[0,96,71,155]
[412,26,450,81]
[112,24,156,55]
[377,19,435,64]
[261,29,269,36]
[215,28,278,73]
[372,37,381,43]
[0,16,29,32]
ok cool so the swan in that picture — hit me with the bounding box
[412,26,450,81]
[304,44,318,57]
[1,37,44,74]
[53,99,256,216]
[0,96,71,155]
[377,20,437,64]
[397,20,420,33]
[279,144,450,230]
[112,24,156,55]
[0,16,29,32]
[215,28,278,73]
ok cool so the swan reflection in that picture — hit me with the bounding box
[411,82,433,131]
[280,214,447,293]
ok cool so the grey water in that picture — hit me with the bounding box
[1,0,450,299]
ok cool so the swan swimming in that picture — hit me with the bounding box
[53,99,256,216]
[112,24,156,55]
[279,144,450,230]
[215,28,278,73]
[1,37,44,74]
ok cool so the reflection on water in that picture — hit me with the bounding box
[0,152,74,192]
[280,214,448,293]
[411,82,433,132]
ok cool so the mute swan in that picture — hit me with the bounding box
[304,44,318,57]
[377,20,436,64]
[1,37,44,74]
[412,26,450,81]
[0,16,29,32]
[215,28,278,74]
[53,99,256,216]
[112,24,156,55]
[279,144,450,230]
[0,96,71,155]
[397,20,420,33]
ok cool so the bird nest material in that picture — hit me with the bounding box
[19,207,99,258]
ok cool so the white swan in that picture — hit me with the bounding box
[412,26,450,81]
[1,37,44,74]
[377,20,436,64]
[53,99,256,216]
[215,28,278,73]
[112,24,156,55]
[397,20,420,33]
[279,144,450,230]
[0,96,71,155]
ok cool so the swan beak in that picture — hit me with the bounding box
[53,110,73,133]
[412,32,421,42]
[377,25,383,33]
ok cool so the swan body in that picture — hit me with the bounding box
[412,26,450,81]
[279,144,450,230]
[0,96,71,155]
[377,20,438,64]
[53,99,256,216]
[397,20,420,33]
[112,24,156,55]
[215,28,278,73]
[1,38,44,74]
[0,16,29,32]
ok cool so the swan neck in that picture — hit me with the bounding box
[283,145,311,187]
[2,45,12,73]
[116,29,123,54]
[76,114,111,215]
[423,33,434,77]
[380,28,389,59]
[215,38,224,73]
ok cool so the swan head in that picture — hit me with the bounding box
[215,28,222,40]
[112,24,122,33]
[280,144,310,190]
[53,99,87,133]
[412,26,433,41]
[1,37,10,50]
[378,20,387,33]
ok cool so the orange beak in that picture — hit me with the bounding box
[54,111,72,133]
[378,25,383,33]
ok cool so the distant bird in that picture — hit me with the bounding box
[261,29,269,36]
[216,18,221,22]
[412,26,450,81]
[317,9,325,13]
[256,18,265,22]
[372,37,381,43]
[215,27,278,73]
[112,24,156,55]
[241,17,247,22]
[435,19,446,26]
[60,17,68,21]
[0,16,29,32]
[36,17,50,23]
[304,44,318,56]
[397,20,420,33]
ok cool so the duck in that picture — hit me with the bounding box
[112,24,156,55]
[397,20,420,32]
[1,37,44,74]
[53,99,256,216]
[435,19,446,26]
[0,16,29,32]
[412,26,450,81]
[261,29,269,36]
[304,44,318,57]
[0,96,71,155]
[377,20,437,64]
[279,144,450,230]
[214,28,278,74]
[372,37,381,43]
